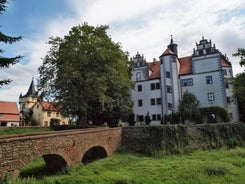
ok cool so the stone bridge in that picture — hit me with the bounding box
[0,127,122,178]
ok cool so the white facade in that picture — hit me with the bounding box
[131,37,239,124]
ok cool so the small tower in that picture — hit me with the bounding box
[131,52,148,81]
[167,35,178,57]
[19,78,38,113]
[159,36,181,116]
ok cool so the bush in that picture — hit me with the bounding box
[199,106,231,122]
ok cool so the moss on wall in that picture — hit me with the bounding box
[121,123,245,156]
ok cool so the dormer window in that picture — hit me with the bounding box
[136,72,141,80]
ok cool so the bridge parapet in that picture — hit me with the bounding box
[0,127,122,178]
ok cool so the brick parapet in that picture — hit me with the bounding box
[0,127,122,178]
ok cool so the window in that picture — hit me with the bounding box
[137,85,142,92]
[136,72,141,80]
[36,105,39,109]
[22,103,26,109]
[181,78,193,86]
[152,114,156,121]
[137,115,144,122]
[152,114,161,121]
[167,86,172,93]
[157,98,161,105]
[47,111,51,117]
[223,70,227,76]
[56,112,59,117]
[138,99,143,107]
[168,103,173,109]
[156,83,160,89]
[151,98,161,106]
[151,82,160,90]
[208,93,215,101]
[166,71,171,78]
[0,114,3,118]
[151,83,155,90]
[227,97,230,103]
[151,98,156,106]
[206,76,213,84]
[157,114,161,121]
[225,82,229,89]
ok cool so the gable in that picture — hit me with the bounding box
[147,61,161,79]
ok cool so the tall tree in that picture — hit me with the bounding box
[231,72,245,122]
[0,0,22,87]
[179,91,200,122]
[38,23,134,126]
[232,48,245,122]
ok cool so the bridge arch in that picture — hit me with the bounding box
[18,150,70,177]
[42,154,68,173]
[81,146,108,164]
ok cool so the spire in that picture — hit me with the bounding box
[170,34,173,44]
[167,35,178,57]
[22,78,38,97]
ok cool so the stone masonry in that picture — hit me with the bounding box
[0,127,122,178]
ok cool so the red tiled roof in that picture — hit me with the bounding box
[0,101,20,122]
[39,101,57,111]
[160,48,175,57]
[221,56,231,67]
[179,56,192,75]
[144,54,227,78]
[0,101,19,114]
[0,114,20,122]
[147,61,161,79]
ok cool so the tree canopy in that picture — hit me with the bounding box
[232,72,245,122]
[233,48,245,67]
[179,91,200,122]
[233,48,245,122]
[38,23,134,125]
[0,0,22,87]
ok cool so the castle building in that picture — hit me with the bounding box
[19,79,69,126]
[131,36,239,124]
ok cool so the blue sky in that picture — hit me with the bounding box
[1,0,245,104]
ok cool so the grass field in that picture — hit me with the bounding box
[3,147,245,184]
[0,127,52,136]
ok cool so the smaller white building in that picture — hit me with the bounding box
[0,101,20,127]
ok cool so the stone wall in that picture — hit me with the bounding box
[121,123,245,156]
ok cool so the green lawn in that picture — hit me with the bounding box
[4,147,245,184]
[0,127,52,136]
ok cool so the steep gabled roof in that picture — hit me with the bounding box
[160,48,175,58]
[179,56,192,75]
[22,79,38,97]
[147,61,161,79]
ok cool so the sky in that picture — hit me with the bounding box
[1,0,245,105]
